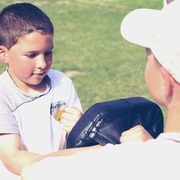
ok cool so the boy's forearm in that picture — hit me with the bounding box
[40,144,101,162]
[21,145,102,180]
[2,150,41,176]
[21,145,101,180]
[16,145,101,176]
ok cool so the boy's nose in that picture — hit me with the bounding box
[36,56,47,69]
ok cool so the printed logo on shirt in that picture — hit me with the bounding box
[50,101,67,116]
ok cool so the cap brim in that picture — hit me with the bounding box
[120,1,180,84]
[120,8,161,48]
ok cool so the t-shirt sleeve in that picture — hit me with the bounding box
[0,100,19,134]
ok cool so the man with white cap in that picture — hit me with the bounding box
[121,0,180,133]
[21,1,180,180]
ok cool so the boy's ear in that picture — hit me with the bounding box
[160,66,174,97]
[0,45,8,64]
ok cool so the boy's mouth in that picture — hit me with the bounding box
[33,71,46,77]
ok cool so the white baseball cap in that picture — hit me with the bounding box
[121,0,180,83]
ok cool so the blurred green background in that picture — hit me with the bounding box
[0,0,165,116]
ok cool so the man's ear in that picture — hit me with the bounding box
[0,45,8,64]
[164,0,174,7]
[160,66,174,97]
[167,0,174,4]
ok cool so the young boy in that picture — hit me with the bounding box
[0,2,88,179]
[21,1,180,180]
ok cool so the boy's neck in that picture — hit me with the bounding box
[23,80,47,95]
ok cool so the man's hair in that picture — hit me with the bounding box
[0,2,54,49]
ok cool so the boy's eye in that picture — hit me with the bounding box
[45,51,52,56]
[25,50,52,58]
[26,53,37,58]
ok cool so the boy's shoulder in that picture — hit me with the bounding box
[48,69,69,79]
[0,71,12,87]
[47,69,72,84]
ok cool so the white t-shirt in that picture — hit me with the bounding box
[0,69,82,179]
[21,132,180,180]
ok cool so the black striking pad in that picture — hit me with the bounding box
[67,97,164,148]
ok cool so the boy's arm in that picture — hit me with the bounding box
[0,133,101,176]
[0,134,41,175]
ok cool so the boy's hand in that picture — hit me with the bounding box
[57,106,83,134]
[120,125,153,143]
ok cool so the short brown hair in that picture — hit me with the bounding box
[0,3,54,49]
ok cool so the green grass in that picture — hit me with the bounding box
[0,0,165,116]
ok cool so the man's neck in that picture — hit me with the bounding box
[165,107,180,132]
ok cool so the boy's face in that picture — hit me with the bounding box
[3,32,53,93]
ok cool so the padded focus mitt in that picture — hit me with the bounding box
[67,97,164,148]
